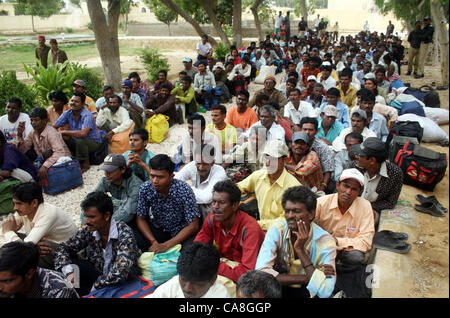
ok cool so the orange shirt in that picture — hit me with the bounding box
[47,104,70,125]
[225,106,259,132]
[314,193,375,253]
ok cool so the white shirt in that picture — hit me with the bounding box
[364,23,370,32]
[0,202,78,247]
[317,74,337,91]
[196,41,212,56]
[147,275,230,298]
[96,106,133,134]
[0,113,32,144]
[175,161,227,204]
[313,18,320,28]
[118,92,144,110]
[181,130,222,164]
[283,101,317,125]
[363,161,388,203]
[332,126,377,152]
[244,121,285,143]
[275,15,283,28]
[228,63,252,81]
[193,70,216,91]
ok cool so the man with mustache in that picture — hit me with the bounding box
[255,186,336,298]
[195,180,265,297]
[314,168,375,273]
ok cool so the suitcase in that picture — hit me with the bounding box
[388,135,419,163]
[42,160,83,195]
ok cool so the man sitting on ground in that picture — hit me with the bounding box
[207,104,237,154]
[283,88,316,132]
[319,87,350,128]
[181,57,197,80]
[144,82,177,127]
[96,94,133,144]
[72,80,97,116]
[54,191,141,296]
[95,85,114,112]
[153,70,173,95]
[54,92,102,172]
[175,144,227,221]
[128,72,148,104]
[171,75,198,121]
[16,107,72,181]
[238,140,300,231]
[84,154,143,227]
[305,83,327,109]
[332,109,376,153]
[0,241,78,298]
[0,97,32,144]
[119,78,145,129]
[195,180,265,296]
[336,68,358,109]
[334,132,363,182]
[285,132,323,191]
[135,154,201,252]
[247,75,288,113]
[227,56,252,95]
[350,137,403,221]
[123,128,155,182]
[315,168,375,273]
[316,105,344,146]
[255,186,336,298]
[355,89,388,142]
[236,270,282,298]
[193,61,216,109]
[148,242,230,298]
[0,182,77,269]
[244,105,285,143]
[48,91,70,125]
[225,90,259,133]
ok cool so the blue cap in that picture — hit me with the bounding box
[291,131,309,144]
[122,78,133,88]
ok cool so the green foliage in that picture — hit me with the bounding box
[66,27,73,33]
[87,22,93,30]
[140,47,170,83]
[294,0,318,18]
[177,0,233,25]
[0,71,37,116]
[144,0,177,26]
[14,0,65,18]
[243,0,275,28]
[223,24,233,37]
[22,60,103,105]
[213,42,229,60]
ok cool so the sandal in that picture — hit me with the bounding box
[416,194,447,213]
[377,230,409,241]
[436,85,448,90]
[373,231,412,254]
[414,202,446,217]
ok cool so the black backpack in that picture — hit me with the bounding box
[385,121,423,153]
[404,85,440,108]
[394,141,447,191]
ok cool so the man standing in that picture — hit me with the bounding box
[313,14,321,33]
[285,132,323,190]
[54,92,102,172]
[49,39,68,67]
[119,78,145,129]
[0,97,32,144]
[284,11,291,43]
[35,35,50,68]
[255,186,336,298]
[415,16,434,79]
[332,22,339,42]
[363,21,370,33]
[237,140,300,231]
[72,80,97,115]
[195,180,265,292]
[406,21,422,76]
[298,17,307,38]
[136,154,201,252]
[386,21,394,37]
[274,11,283,36]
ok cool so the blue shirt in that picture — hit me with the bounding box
[320,101,350,128]
[369,111,389,142]
[136,179,201,238]
[55,108,102,143]
[316,118,344,143]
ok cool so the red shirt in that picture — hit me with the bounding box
[194,210,265,283]
[300,67,320,87]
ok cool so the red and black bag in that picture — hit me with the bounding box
[394,141,447,191]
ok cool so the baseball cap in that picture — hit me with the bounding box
[323,105,338,117]
[291,131,309,144]
[307,75,317,82]
[99,154,126,172]
[351,137,386,158]
[262,140,289,158]
[312,47,319,52]
[122,78,133,88]
[183,57,192,63]
[72,79,86,87]
[339,168,365,187]
[322,61,332,67]
[352,109,367,120]
[424,16,431,21]
[214,62,224,70]
[363,72,375,80]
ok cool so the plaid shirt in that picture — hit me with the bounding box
[286,150,323,189]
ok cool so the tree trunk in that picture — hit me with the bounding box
[87,0,122,91]
[251,0,264,41]
[430,0,449,86]
[232,0,242,48]
[201,0,230,46]
[31,14,36,33]
[300,0,307,24]
[125,11,128,34]
[168,23,171,36]
[159,0,217,46]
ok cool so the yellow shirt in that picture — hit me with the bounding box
[314,193,375,253]
[85,95,97,115]
[237,168,301,231]
[337,84,357,109]
[206,123,237,154]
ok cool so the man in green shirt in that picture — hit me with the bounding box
[123,128,155,183]
[35,35,50,68]
[171,75,198,121]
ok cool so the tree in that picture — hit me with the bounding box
[430,0,449,86]
[144,0,177,36]
[120,0,138,33]
[299,0,307,22]
[232,0,242,47]
[245,0,274,41]
[14,0,65,32]
[201,0,230,45]
[295,0,317,24]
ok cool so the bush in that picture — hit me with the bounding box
[0,71,37,116]
[87,22,93,30]
[213,42,230,60]
[66,27,73,33]
[140,47,170,83]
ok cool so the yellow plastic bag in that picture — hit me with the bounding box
[145,114,169,143]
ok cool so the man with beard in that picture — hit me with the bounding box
[195,180,265,297]
[255,186,336,298]
[247,75,288,113]
[144,82,177,127]
[54,191,141,296]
